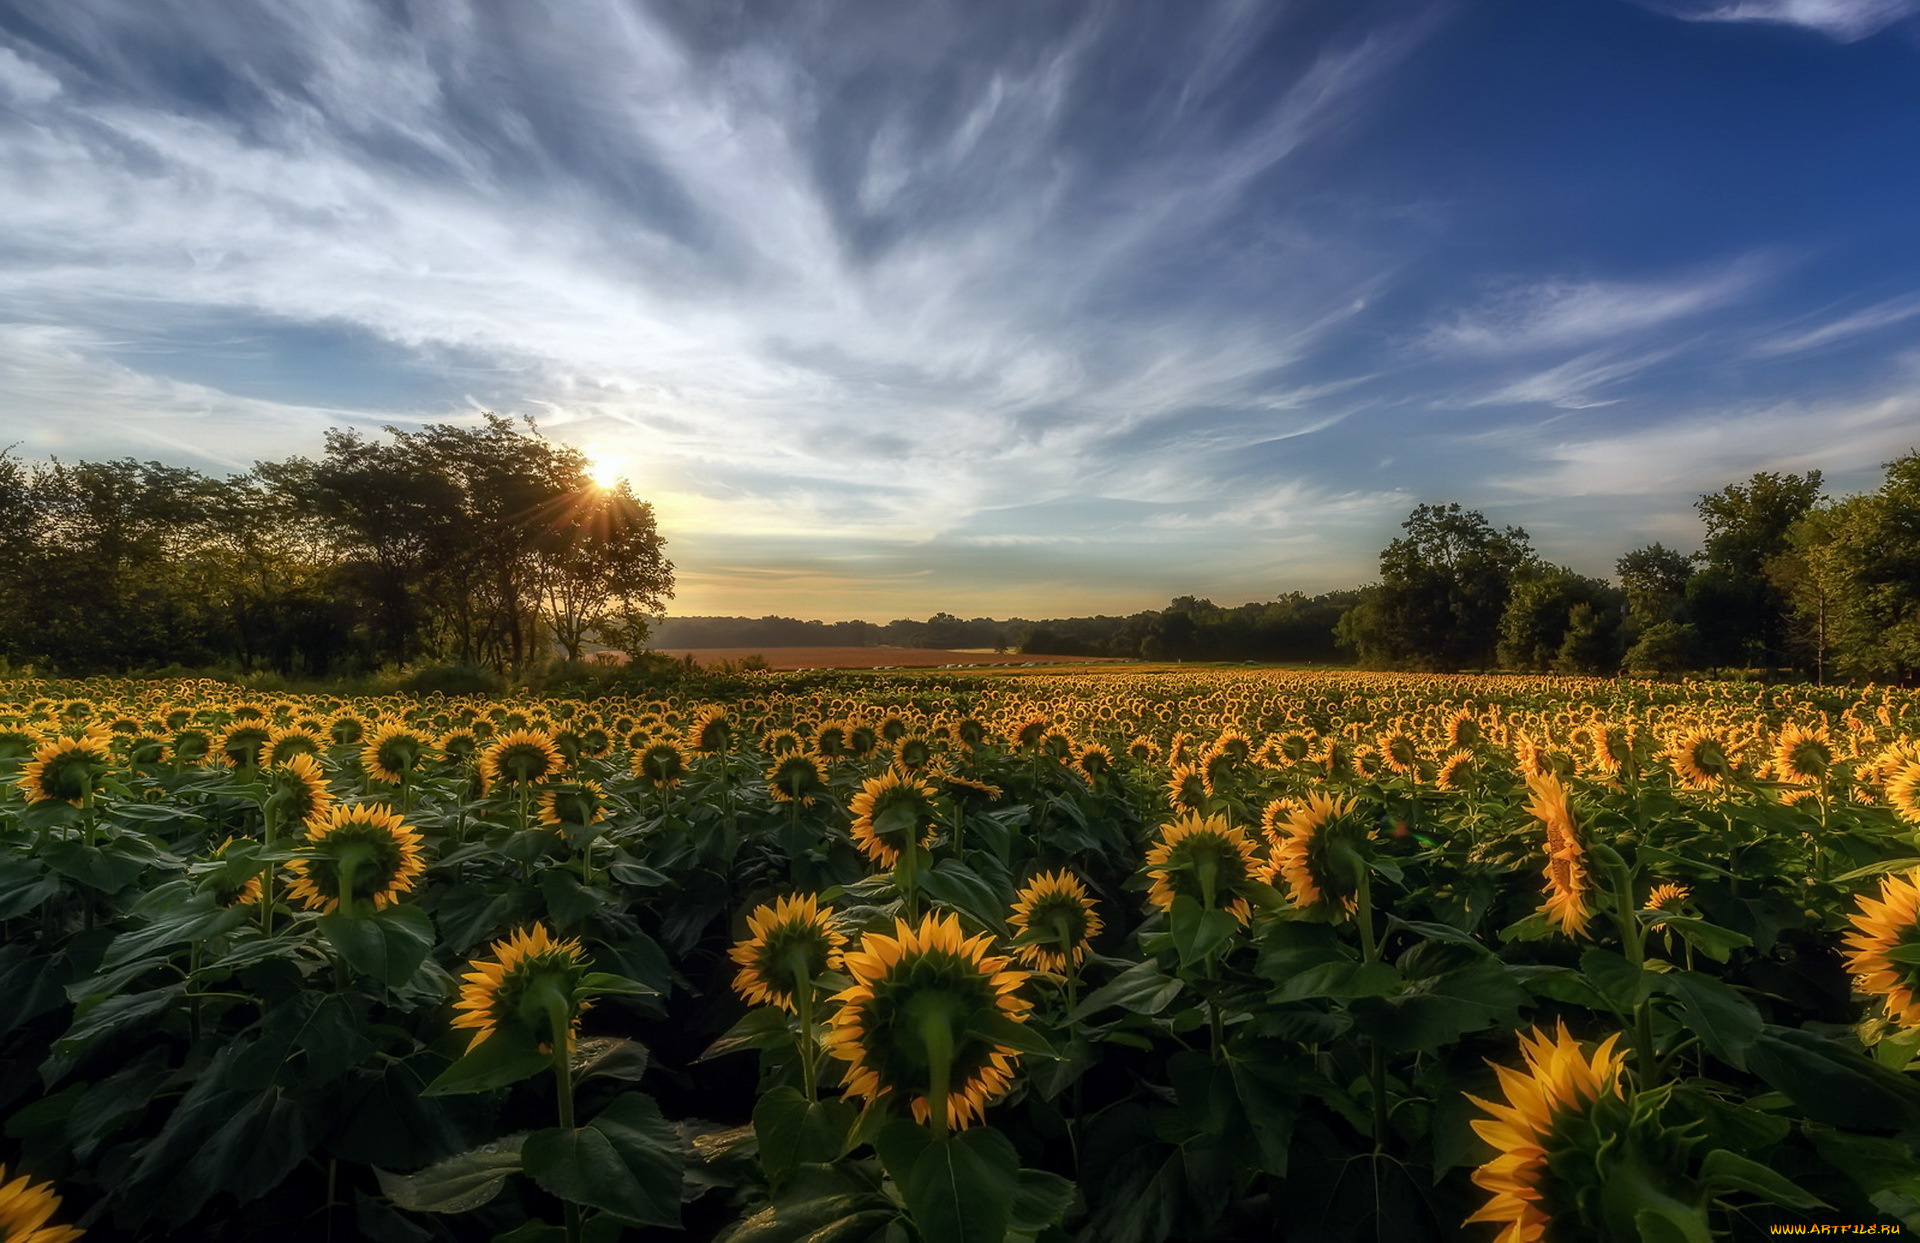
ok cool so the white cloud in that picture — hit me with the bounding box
[1628,0,1920,41]
[1425,262,1765,356]
[0,44,61,103]
[1756,293,1920,354]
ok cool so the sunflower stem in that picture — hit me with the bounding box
[789,951,819,1103]
[918,998,955,1137]
[1605,854,1660,1087]
[545,992,583,1243]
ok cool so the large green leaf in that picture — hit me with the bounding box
[1748,1026,1920,1130]
[1168,896,1239,970]
[319,903,436,985]
[1068,959,1183,1022]
[422,1027,553,1097]
[375,1134,527,1213]
[918,860,1010,933]
[753,1085,856,1191]
[1657,971,1761,1072]
[876,1121,1020,1243]
[522,1091,685,1227]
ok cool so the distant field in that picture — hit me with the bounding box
[650,645,1129,670]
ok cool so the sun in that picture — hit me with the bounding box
[583,445,624,490]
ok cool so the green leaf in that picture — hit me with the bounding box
[575,971,658,999]
[1268,960,1400,1004]
[918,859,1011,933]
[754,1085,855,1192]
[898,1126,1020,1243]
[1656,916,1752,963]
[572,1036,651,1084]
[1168,896,1238,970]
[1748,1026,1920,1130]
[44,985,184,1085]
[1657,971,1762,1072]
[538,867,604,929]
[319,903,435,985]
[1009,1168,1076,1233]
[1698,1149,1827,1211]
[964,1008,1058,1061]
[522,1091,685,1227]
[698,1005,795,1061]
[186,1086,322,1204]
[1808,1131,1920,1230]
[421,1026,553,1097]
[1579,947,1653,1013]
[1068,959,1182,1022]
[375,1135,528,1213]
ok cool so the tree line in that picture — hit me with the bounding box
[662,451,1920,682]
[0,416,672,677]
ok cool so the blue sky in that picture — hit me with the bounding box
[4,0,1920,620]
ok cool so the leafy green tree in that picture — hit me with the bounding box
[1623,621,1699,678]
[1779,451,1920,681]
[1341,504,1536,671]
[1497,569,1623,674]
[532,480,674,663]
[1690,470,1823,670]
[1616,543,1694,630]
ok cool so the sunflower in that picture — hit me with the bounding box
[633,740,688,789]
[17,731,114,806]
[729,894,847,1012]
[847,722,880,759]
[1644,883,1690,915]
[826,912,1030,1132]
[481,729,563,791]
[451,923,591,1054]
[268,752,335,826]
[1587,724,1634,778]
[284,803,426,915]
[217,721,273,769]
[437,728,481,764]
[1075,743,1115,784]
[1885,761,1920,826]
[688,707,734,754]
[169,727,213,765]
[1464,1022,1628,1243]
[848,768,941,867]
[892,733,936,773]
[1437,750,1477,793]
[1447,710,1483,750]
[1127,736,1162,764]
[1526,774,1592,938]
[762,728,805,757]
[814,721,852,759]
[1772,724,1833,786]
[1143,810,1262,927]
[1164,763,1209,814]
[261,725,327,768]
[766,752,830,806]
[537,779,609,828]
[206,836,264,909]
[1843,867,1920,1030]
[0,1162,83,1243]
[1666,730,1736,791]
[1379,731,1421,777]
[1267,792,1365,914]
[362,723,438,786]
[1008,871,1104,972]
[328,713,368,748]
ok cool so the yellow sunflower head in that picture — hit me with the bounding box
[633,740,688,789]
[1885,761,1920,826]
[1772,724,1833,786]
[451,923,591,1053]
[262,725,327,768]
[18,731,115,806]
[0,1162,84,1243]
[1437,750,1477,792]
[1075,743,1115,783]
[1464,1021,1628,1243]
[766,752,830,806]
[1843,867,1920,1030]
[537,779,609,828]
[892,733,937,773]
[1008,871,1104,973]
[1666,729,1737,791]
[1267,792,1367,914]
[825,912,1030,1132]
[481,729,563,790]
[1525,774,1593,939]
[1143,810,1262,927]
[284,803,426,915]
[1164,763,1210,815]
[689,706,734,754]
[1446,710,1483,750]
[268,752,335,826]
[848,768,941,867]
[1644,882,1690,917]
[217,721,273,769]
[729,893,847,1012]
[362,723,438,785]
[1127,735,1162,764]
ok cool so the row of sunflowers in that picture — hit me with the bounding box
[3,669,1920,1241]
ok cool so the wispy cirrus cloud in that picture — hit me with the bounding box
[1422,261,1766,357]
[1625,0,1920,41]
[1756,293,1920,354]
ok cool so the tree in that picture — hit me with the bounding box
[1615,543,1694,630]
[533,480,673,663]
[1342,503,1536,671]
[1497,569,1623,674]
[1779,451,1920,681]
[1690,470,1823,671]
[1623,621,1698,678]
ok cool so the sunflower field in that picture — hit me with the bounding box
[5,670,1920,1242]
